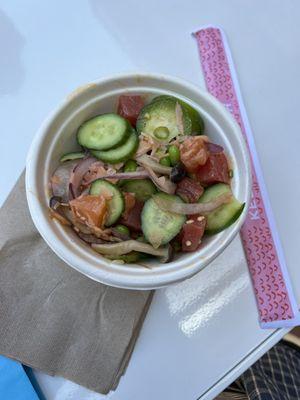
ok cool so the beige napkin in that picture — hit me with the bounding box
[0,173,153,394]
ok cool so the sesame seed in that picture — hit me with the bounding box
[185,240,192,247]
[186,219,194,224]
[197,216,205,222]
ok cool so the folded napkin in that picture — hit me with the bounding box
[0,173,153,394]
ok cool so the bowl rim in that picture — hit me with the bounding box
[26,72,251,290]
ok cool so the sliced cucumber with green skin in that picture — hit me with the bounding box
[91,128,138,164]
[89,179,124,226]
[60,151,85,162]
[136,97,192,140]
[121,179,157,202]
[182,101,205,134]
[142,193,186,248]
[198,183,245,234]
[77,113,130,150]
[150,95,205,134]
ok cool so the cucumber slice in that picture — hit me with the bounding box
[121,179,157,201]
[91,129,138,164]
[77,113,130,150]
[105,251,141,263]
[136,97,192,140]
[90,179,124,226]
[142,193,186,248]
[199,183,245,234]
[60,151,85,162]
[181,101,204,134]
[151,95,204,134]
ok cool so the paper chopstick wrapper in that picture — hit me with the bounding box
[194,26,300,328]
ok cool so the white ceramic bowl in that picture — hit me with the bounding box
[26,73,251,290]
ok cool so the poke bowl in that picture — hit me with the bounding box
[26,73,251,289]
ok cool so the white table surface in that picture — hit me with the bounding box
[1,1,299,399]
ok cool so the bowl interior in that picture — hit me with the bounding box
[26,74,250,289]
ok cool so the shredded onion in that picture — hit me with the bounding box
[49,209,71,226]
[136,135,153,157]
[111,227,131,241]
[82,171,150,188]
[49,196,63,210]
[154,192,232,214]
[81,161,107,186]
[92,240,172,262]
[175,102,184,135]
[93,170,149,182]
[136,154,171,174]
[77,232,107,244]
[143,165,176,194]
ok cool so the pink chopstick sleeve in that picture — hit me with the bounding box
[193,26,300,328]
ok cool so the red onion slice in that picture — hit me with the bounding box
[69,156,97,199]
[206,142,224,154]
[50,160,79,202]
[86,171,150,186]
